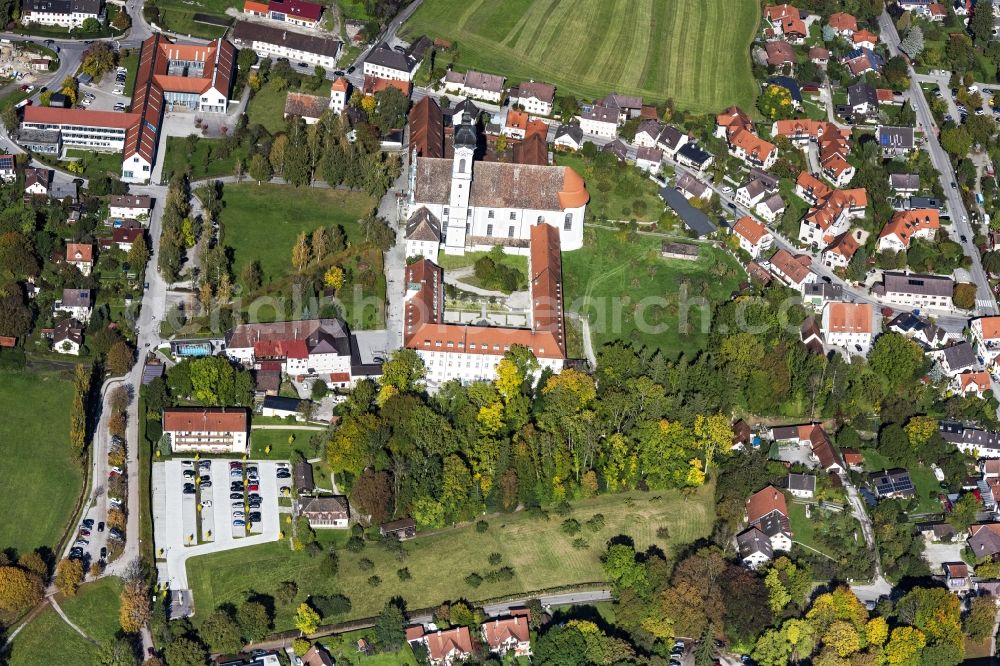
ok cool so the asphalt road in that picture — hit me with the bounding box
[878,10,998,315]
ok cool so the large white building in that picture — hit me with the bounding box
[405,119,589,257]
[224,318,372,387]
[971,316,1000,369]
[821,301,877,357]
[403,224,566,387]
[363,43,419,81]
[22,0,101,28]
[511,80,555,116]
[162,407,249,454]
[232,20,342,69]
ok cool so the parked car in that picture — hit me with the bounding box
[199,460,211,470]
[201,499,213,508]
[183,470,195,479]
[182,460,194,467]
[109,528,124,540]
[75,538,88,546]
[79,528,91,537]
[229,492,244,500]
[82,518,95,529]
[248,484,259,492]
[233,519,245,527]
[183,484,196,494]
[249,512,262,522]
[97,521,104,532]
[69,547,84,559]
[100,546,107,558]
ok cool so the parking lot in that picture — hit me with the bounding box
[153,458,284,608]
[78,65,129,112]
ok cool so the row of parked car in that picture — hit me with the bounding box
[230,462,262,529]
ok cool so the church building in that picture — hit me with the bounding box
[404,110,589,258]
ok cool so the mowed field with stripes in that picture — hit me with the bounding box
[403,0,760,112]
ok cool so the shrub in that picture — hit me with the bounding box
[561,518,582,536]
[585,514,605,532]
[475,520,489,533]
[488,552,502,566]
[464,573,483,587]
[358,558,374,571]
[367,575,381,587]
[293,638,310,656]
[554,500,572,516]
[397,567,411,581]
[572,538,589,550]
[346,536,365,552]
[313,594,352,618]
[656,526,671,539]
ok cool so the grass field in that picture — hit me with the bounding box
[562,228,742,356]
[187,484,714,630]
[161,136,251,182]
[401,0,759,112]
[58,578,122,645]
[247,80,291,134]
[65,149,122,179]
[0,370,82,557]
[5,607,97,665]
[148,0,233,38]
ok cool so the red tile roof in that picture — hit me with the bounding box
[425,627,473,662]
[65,242,93,264]
[826,302,873,334]
[163,407,248,432]
[268,0,323,20]
[746,485,788,523]
[23,105,138,129]
[879,208,939,248]
[482,615,530,648]
[733,216,768,245]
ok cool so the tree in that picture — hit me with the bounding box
[242,260,262,291]
[127,233,150,269]
[54,558,84,596]
[900,25,924,59]
[292,232,310,274]
[106,340,133,376]
[350,469,393,524]
[757,84,794,120]
[95,637,138,666]
[119,579,151,633]
[249,153,272,184]
[953,283,976,310]
[964,596,996,641]
[237,47,257,73]
[201,608,243,654]
[60,75,79,105]
[940,126,972,157]
[238,601,272,643]
[294,602,321,635]
[163,637,207,666]
[81,42,115,77]
[379,349,426,400]
[374,601,406,650]
[323,265,345,290]
[17,552,48,580]
[80,16,101,32]
[971,0,995,43]
[0,565,43,612]
[868,333,926,386]
[884,626,925,665]
[984,251,1000,276]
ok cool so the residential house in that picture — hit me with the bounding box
[943,562,971,592]
[380,517,417,539]
[675,173,711,201]
[283,92,331,125]
[111,227,143,251]
[889,173,920,195]
[602,139,629,161]
[940,421,1000,459]
[598,93,643,123]
[983,460,1000,480]
[827,11,857,35]
[971,316,1000,369]
[261,395,305,420]
[772,120,855,187]
[732,419,753,450]
[442,70,505,103]
[745,485,792,551]
[244,0,323,27]
[161,407,250,454]
[765,41,797,68]
[553,123,584,151]
[634,119,665,148]
[809,46,830,65]
[52,318,83,355]
[293,460,315,495]
[302,645,336,666]
[660,187,716,237]
[844,48,883,76]
[877,208,939,252]
[801,315,825,354]
[0,154,14,182]
[869,468,916,498]
[848,82,878,117]
[501,109,529,140]
[21,0,102,28]
[675,143,714,171]
[842,449,864,470]
[766,248,817,293]
[873,271,954,310]
[64,243,93,276]
[735,168,779,208]
[757,194,786,223]
[803,282,844,310]
[809,424,843,472]
[821,301,877,356]
[887,311,952,349]
[656,124,689,158]
[852,29,879,49]
[787,473,816,499]
[933,341,977,377]
[954,370,992,398]
[424,627,474,665]
[404,207,442,259]
[362,43,419,81]
[798,186,867,248]
[634,146,663,173]
[109,194,152,221]
[578,105,618,138]
[24,167,50,196]
[481,612,532,657]
[737,526,774,568]
[54,288,92,321]
[329,76,349,114]
[297,496,350,528]
[510,81,555,116]
[234,21,342,69]
[764,4,807,42]
[732,216,773,259]
[929,2,948,19]
[968,523,1000,560]
[726,127,777,169]
[877,125,915,157]
[715,105,754,139]
[822,229,863,269]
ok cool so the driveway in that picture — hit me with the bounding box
[923,541,964,574]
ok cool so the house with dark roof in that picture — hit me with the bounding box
[869,468,916,498]
[261,395,306,420]
[54,288,92,322]
[510,80,555,116]
[234,20,342,69]
[968,523,1000,560]
[940,421,1000,459]
[745,485,792,552]
[442,69,506,103]
[52,318,83,355]
[787,473,816,498]
[553,123,583,151]
[847,82,878,117]
[676,142,714,172]
[932,341,977,377]
[22,0,101,28]
[362,42,418,81]
[380,517,417,539]
[873,271,954,310]
[889,173,920,194]
[737,526,774,568]
[404,207,442,259]
[659,185,715,237]
[298,495,349,528]
[877,125,915,157]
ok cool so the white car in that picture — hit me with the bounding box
[201,499,212,508]
[722,186,733,194]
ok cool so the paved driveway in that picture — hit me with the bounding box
[923,541,965,574]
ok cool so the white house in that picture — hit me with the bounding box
[362,43,418,81]
[0,154,15,182]
[233,20,342,69]
[822,301,877,357]
[109,194,152,222]
[726,127,777,170]
[578,106,618,138]
[732,216,773,259]
[224,318,356,385]
[737,527,774,568]
[162,407,250,454]
[634,146,662,173]
[787,473,816,499]
[511,81,555,116]
[22,0,101,28]
[442,70,505,103]
[64,243,93,276]
[745,485,793,552]
[972,316,1000,369]
[54,288,92,322]
[481,614,532,657]
[876,272,954,310]
[298,496,350,528]
[51,318,83,355]
[406,119,588,256]
[756,194,786,224]
[878,209,939,252]
[932,341,978,377]
[553,124,583,151]
[329,77,349,114]
[767,249,817,294]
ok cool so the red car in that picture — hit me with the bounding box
[19,84,27,91]
[247,484,259,492]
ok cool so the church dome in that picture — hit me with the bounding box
[558,167,589,209]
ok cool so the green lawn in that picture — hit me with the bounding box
[147,0,234,38]
[249,428,316,459]
[247,80,293,134]
[187,484,715,630]
[320,630,420,665]
[555,153,664,222]
[221,183,374,282]
[4,607,97,665]
[562,227,742,355]
[788,501,829,556]
[120,50,139,97]
[65,149,122,179]
[58,578,122,646]
[860,449,943,514]
[435,249,528,273]
[161,136,251,182]
[0,370,83,556]
[402,0,759,113]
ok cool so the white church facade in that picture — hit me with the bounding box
[404,113,590,258]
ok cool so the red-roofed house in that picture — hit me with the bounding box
[482,613,531,657]
[65,242,94,275]
[424,627,474,665]
[878,209,939,252]
[162,407,250,454]
[745,486,792,551]
[827,12,857,35]
[732,216,773,258]
[852,29,879,49]
[767,248,817,293]
[726,127,777,169]
[955,370,992,398]
[764,4,806,42]
[254,0,324,27]
[929,3,947,20]
[972,316,1000,369]
[822,301,877,356]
